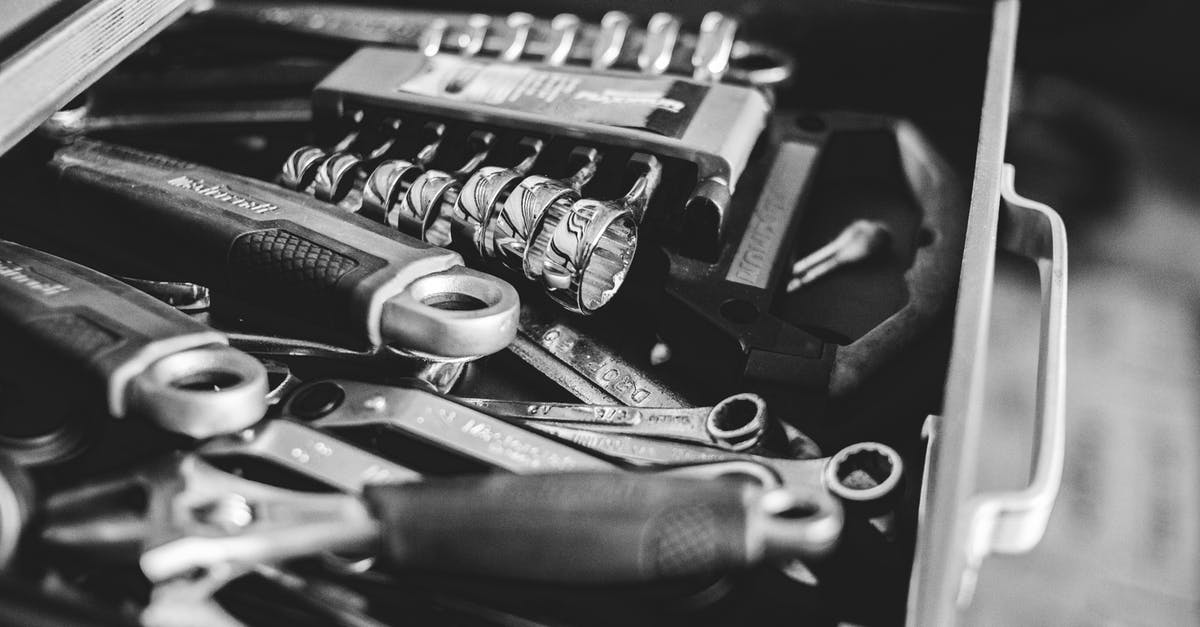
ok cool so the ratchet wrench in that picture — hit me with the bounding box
[456,393,767,451]
[0,240,266,440]
[39,138,519,360]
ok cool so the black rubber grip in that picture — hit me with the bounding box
[226,229,360,326]
[43,138,460,345]
[363,473,752,582]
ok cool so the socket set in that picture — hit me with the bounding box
[278,35,771,312]
[0,3,1066,627]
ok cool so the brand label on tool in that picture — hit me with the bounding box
[397,55,706,138]
[167,176,279,214]
[0,259,70,298]
[726,142,817,288]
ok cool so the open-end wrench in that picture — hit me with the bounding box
[198,418,422,494]
[456,393,767,452]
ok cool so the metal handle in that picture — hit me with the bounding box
[963,164,1067,569]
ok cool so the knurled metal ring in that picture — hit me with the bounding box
[312,151,362,203]
[361,160,422,228]
[452,167,522,256]
[531,198,638,314]
[279,146,327,190]
[493,175,577,271]
[403,170,457,247]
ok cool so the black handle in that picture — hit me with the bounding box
[46,139,463,347]
[364,473,756,582]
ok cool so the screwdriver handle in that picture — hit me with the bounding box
[48,139,463,348]
[364,473,839,582]
[0,240,265,435]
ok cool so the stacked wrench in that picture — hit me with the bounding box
[274,379,894,525]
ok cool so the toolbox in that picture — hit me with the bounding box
[0,1,1066,625]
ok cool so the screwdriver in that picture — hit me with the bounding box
[787,220,892,292]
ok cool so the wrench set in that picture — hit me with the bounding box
[0,4,977,626]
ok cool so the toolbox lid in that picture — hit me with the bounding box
[0,0,196,156]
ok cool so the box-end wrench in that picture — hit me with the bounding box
[527,424,904,521]
[0,240,266,446]
[456,393,767,452]
[282,380,802,491]
[38,138,519,361]
[113,276,470,395]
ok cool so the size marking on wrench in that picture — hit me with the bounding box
[293,380,619,473]
[516,308,687,408]
[457,393,766,451]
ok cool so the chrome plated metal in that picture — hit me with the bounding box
[500,12,535,61]
[591,12,631,70]
[457,392,767,451]
[511,305,689,407]
[639,13,681,75]
[198,420,422,493]
[691,12,737,82]
[544,14,581,65]
[301,380,620,473]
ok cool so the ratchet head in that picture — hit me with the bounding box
[380,266,520,360]
[126,344,268,438]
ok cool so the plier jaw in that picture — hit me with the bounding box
[42,453,379,584]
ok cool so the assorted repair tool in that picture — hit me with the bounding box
[40,455,841,585]
[457,392,768,451]
[37,138,520,360]
[0,4,994,625]
[0,239,267,442]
